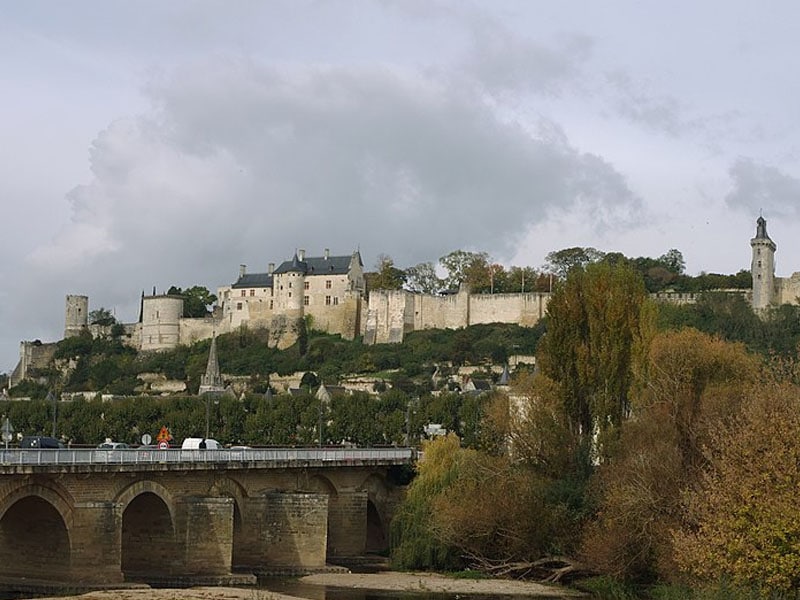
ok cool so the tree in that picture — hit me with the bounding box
[365,255,406,291]
[544,247,605,279]
[89,307,116,326]
[167,285,217,318]
[439,250,490,291]
[538,261,652,463]
[404,262,444,294]
[582,329,758,582]
[658,248,685,275]
[674,382,800,592]
[390,434,464,570]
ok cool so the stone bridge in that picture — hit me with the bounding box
[0,447,413,587]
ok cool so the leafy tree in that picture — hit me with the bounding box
[365,255,406,291]
[544,247,605,279]
[439,250,490,291]
[167,285,217,318]
[582,329,758,583]
[658,248,686,274]
[89,307,117,326]
[538,261,652,463]
[674,382,800,592]
[390,434,464,570]
[405,262,444,294]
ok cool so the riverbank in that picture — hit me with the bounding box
[20,571,584,599]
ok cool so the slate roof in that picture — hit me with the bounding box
[231,273,274,289]
[273,253,358,276]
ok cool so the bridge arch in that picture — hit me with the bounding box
[361,473,392,553]
[210,477,249,569]
[116,480,178,578]
[0,483,74,580]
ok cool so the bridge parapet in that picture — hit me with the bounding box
[0,447,415,473]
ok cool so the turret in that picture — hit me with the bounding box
[751,216,777,310]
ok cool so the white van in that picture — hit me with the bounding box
[181,437,221,450]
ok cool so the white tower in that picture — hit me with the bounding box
[750,216,776,310]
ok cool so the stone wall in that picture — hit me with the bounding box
[363,289,548,345]
[0,462,403,585]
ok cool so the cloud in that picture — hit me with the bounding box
[725,157,800,217]
[11,56,640,351]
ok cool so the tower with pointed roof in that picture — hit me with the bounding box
[199,336,224,395]
[751,216,776,310]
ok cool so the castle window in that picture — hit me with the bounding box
[304,296,310,306]
[326,280,332,289]
[236,302,242,310]
[288,282,292,289]
[325,295,331,305]
[156,311,159,319]
[304,281,309,290]
[250,289,255,296]
[269,300,273,309]
[758,261,762,268]
[241,290,246,297]
[288,292,292,298]
[333,297,339,305]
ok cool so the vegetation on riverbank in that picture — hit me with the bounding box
[390,260,800,599]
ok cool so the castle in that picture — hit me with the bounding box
[8,217,787,385]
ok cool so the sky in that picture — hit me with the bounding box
[3,0,800,373]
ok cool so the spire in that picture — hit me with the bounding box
[755,216,771,240]
[199,335,224,394]
[498,364,511,386]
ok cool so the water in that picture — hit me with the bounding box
[259,577,568,600]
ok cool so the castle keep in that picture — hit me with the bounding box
[8,219,783,385]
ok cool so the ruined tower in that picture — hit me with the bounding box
[64,295,89,338]
[750,216,776,310]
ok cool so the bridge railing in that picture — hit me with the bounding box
[0,447,415,466]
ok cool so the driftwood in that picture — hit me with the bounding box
[466,555,596,583]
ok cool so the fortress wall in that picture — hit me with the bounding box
[413,291,470,331]
[10,341,59,386]
[364,290,409,345]
[179,318,220,346]
[241,297,273,330]
[467,292,549,327]
[307,293,360,340]
[776,275,800,306]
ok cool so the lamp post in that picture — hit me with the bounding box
[47,390,57,438]
[204,393,210,439]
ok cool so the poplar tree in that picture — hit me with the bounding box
[538,261,651,463]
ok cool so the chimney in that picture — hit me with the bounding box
[239,264,246,278]
[268,262,275,274]
[324,248,330,260]
[298,249,306,261]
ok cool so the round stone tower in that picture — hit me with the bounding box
[64,295,89,338]
[751,216,776,310]
[140,294,184,351]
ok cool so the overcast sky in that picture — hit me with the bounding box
[3,0,800,372]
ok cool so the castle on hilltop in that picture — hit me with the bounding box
[8,218,786,386]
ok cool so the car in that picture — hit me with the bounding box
[97,441,129,449]
[181,437,221,450]
[19,436,64,449]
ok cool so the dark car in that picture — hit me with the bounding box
[19,436,64,449]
